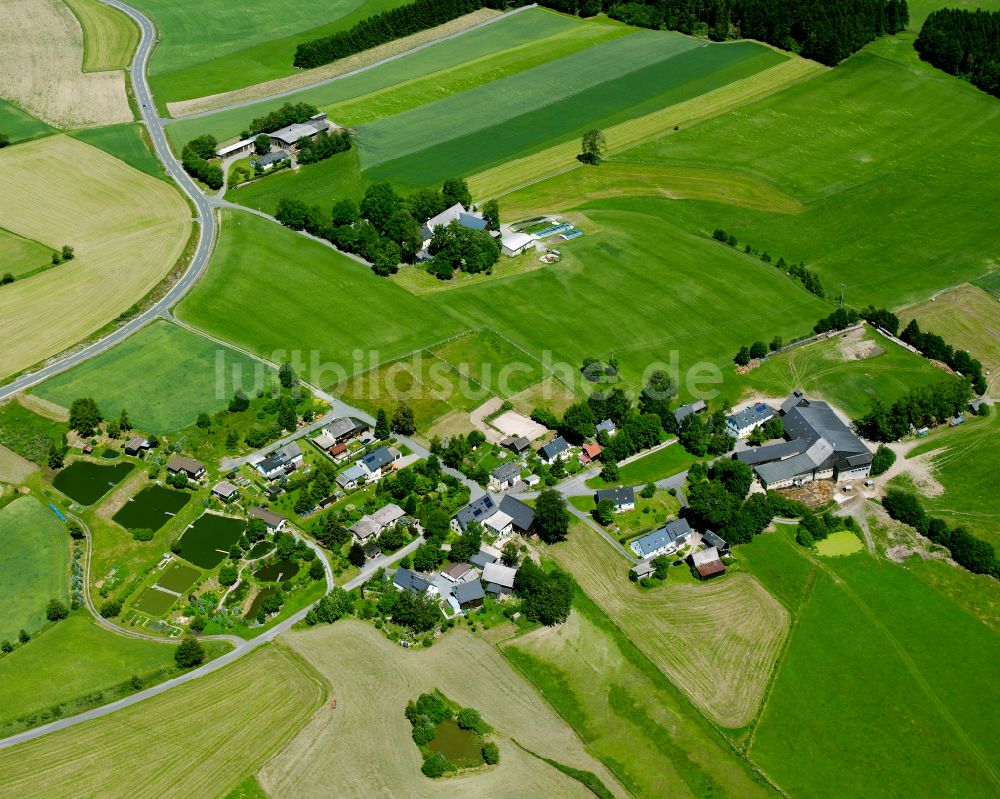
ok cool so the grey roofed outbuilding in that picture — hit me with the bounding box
[336,464,365,487]
[326,416,369,440]
[595,418,616,435]
[393,568,431,593]
[540,436,569,461]
[452,579,485,606]
[701,529,729,553]
[250,506,286,529]
[631,560,655,578]
[502,436,531,453]
[499,494,535,532]
[268,114,329,147]
[630,518,693,558]
[361,446,394,472]
[492,461,520,482]
[754,438,835,486]
[595,486,635,507]
[736,439,809,465]
[470,549,499,569]
[251,150,289,168]
[673,400,707,426]
[727,403,775,431]
[454,494,499,532]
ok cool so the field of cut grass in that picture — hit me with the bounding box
[0,497,69,641]
[0,399,68,465]
[176,211,467,390]
[742,527,1000,798]
[505,591,777,799]
[0,614,177,736]
[63,0,139,71]
[136,0,411,104]
[621,35,1000,308]
[164,8,582,146]
[0,445,36,484]
[733,326,946,419]
[0,0,131,128]
[362,37,788,186]
[1,644,323,798]
[0,135,191,380]
[547,521,787,728]
[0,99,53,144]
[0,227,55,279]
[33,321,274,434]
[228,148,365,213]
[586,443,696,489]
[262,620,626,798]
[69,124,163,178]
[902,283,1000,393]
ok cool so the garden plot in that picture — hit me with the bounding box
[132,586,177,617]
[155,561,201,594]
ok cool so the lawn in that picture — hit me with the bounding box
[361,36,787,186]
[0,226,55,279]
[228,148,366,214]
[0,135,191,381]
[137,0,411,104]
[164,8,583,147]
[63,0,139,70]
[0,614,176,736]
[744,527,1000,798]
[69,124,164,179]
[0,399,68,465]
[261,620,625,798]
[176,210,468,391]
[505,592,777,799]
[619,35,1000,308]
[585,443,695,489]
[546,521,788,728]
[33,320,275,434]
[430,329,545,398]
[0,98,53,143]
[902,412,1000,549]
[571,490,681,543]
[1,644,323,797]
[0,497,69,641]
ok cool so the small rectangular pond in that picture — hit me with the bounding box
[253,559,299,583]
[132,586,177,617]
[52,460,134,505]
[178,513,246,569]
[112,486,189,533]
[156,562,201,594]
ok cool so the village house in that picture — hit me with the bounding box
[254,440,303,481]
[167,455,205,480]
[595,418,617,437]
[690,546,727,579]
[211,481,239,503]
[501,436,531,455]
[452,493,535,538]
[441,562,477,584]
[482,562,517,599]
[349,503,406,544]
[357,446,399,482]
[701,529,729,555]
[323,416,370,444]
[451,579,486,611]
[726,403,776,438]
[579,442,602,464]
[673,400,707,429]
[124,436,152,457]
[392,567,431,594]
[539,436,571,462]
[250,506,287,533]
[630,518,693,559]
[489,461,521,492]
[595,486,635,513]
[336,464,366,491]
[250,150,289,171]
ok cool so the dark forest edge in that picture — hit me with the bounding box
[915,9,1000,98]
[294,0,910,70]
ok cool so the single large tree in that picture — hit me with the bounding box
[174,636,205,668]
[69,397,102,436]
[579,129,607,165]
[374,408,390,440]
[534,489,570,544]
[392,402,416,436]
[442,177,472,208]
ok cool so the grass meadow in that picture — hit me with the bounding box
[33,321,274,434]
[0,99,53,143]
[620,35,1000,308]
[262,620,625,798]
[63,0,139,71]
[164,9,583,147]
[0,135,191,381]
[69,123,164,179]
[0,227,54,279]
[0,645,323,798]
[741,527,1000,798]
[137,0,411,104]
[0,497,69,641]
[585,443,696,489]
[505,591,778,799]
[0,399,68,465]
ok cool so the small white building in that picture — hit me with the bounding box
[501,231,534,258]
[726,403,776,438]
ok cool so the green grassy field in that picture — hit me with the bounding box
[0,614,177,736]
[743,527,1000,798]
[176,211,468,389]
[0,399,68,465]
[732,326,946,418]
[69,124,163,179]
[0,99,53,144]
[907,0,1000,26]
[0,226,55,279]
[901,413,1000,548]
[33,320,274,434]
[362,38,786,186]
[585,443,696,489]
[1,644,323,798]
[64,0,140,71]
[504,590,777,799]
[229,148,366,213]
[619,35,1000,308]
[0,497,69,641]
[137,0,411,104]
[164,9,582,148]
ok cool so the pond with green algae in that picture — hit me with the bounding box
[253,559,298,582]
[112,485,189,532]
[427,719,483,768]
[53,460,134,505]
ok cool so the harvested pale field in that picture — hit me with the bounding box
[263,621,627,798]
[64,0,140,71]
[168,9,502,118]
[0,444,36,483]
[0,0,131,127]
[551,522,788,728]
[469,55,826,200]
[1,645,324,799]
[0,136,191,380]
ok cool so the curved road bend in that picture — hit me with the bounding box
[0,0,216,404]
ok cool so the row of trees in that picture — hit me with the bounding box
[712,227,825,297]
[915,9,1000,98]
[883,488,998,576]
[242,102,318,139]
[899,318,987,395]
[856,378,973,441]
[296,128,353,165]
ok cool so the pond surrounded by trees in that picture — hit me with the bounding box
[112,486,189,533]
[427,719,483,768]
[53,460,134,505]
[177,513,246,569]
[253,558,298,582]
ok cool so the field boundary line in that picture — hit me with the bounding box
[470,56,827,201]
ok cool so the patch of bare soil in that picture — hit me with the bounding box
[778,480,835,509]
[838,327,883,360]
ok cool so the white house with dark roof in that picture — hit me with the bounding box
[595,418,617,437]
[250,506,287,532]
[630,518,693,559]
[250,150,289,171]
[595,486,635,513]
[254,440,303,481]
[540,436,570,462]
[357,446,398,481]
[726,403,776,438]
[489,461,521,492]
[212,481,239,503]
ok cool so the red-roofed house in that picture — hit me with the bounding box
[580,443,603,464]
